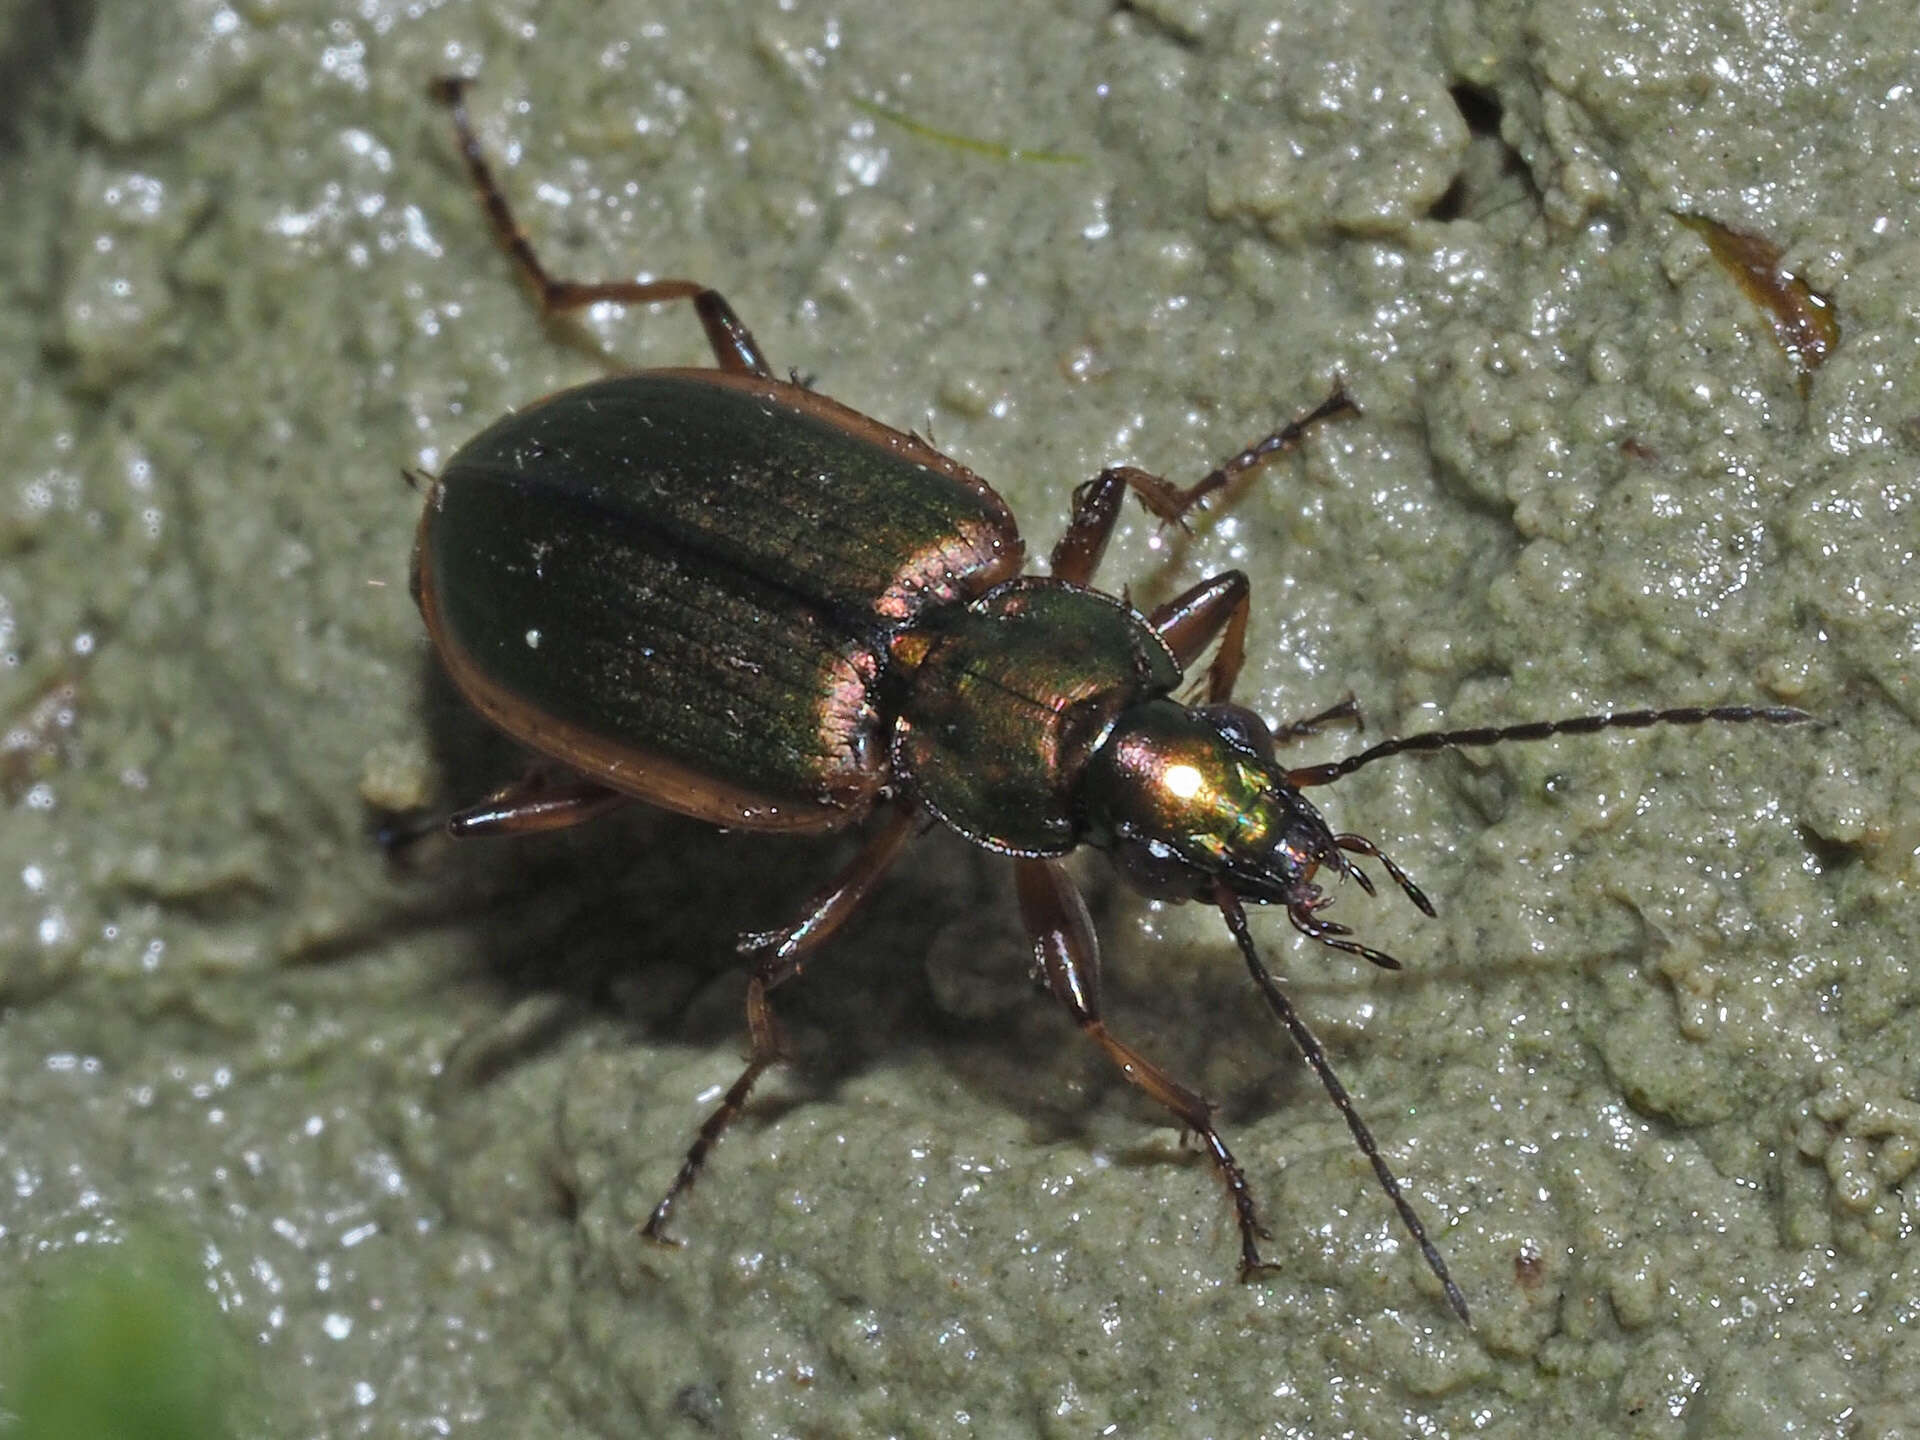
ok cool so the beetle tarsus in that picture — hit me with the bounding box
[642,973,785,1241]
[1238,1254,1284,1285]
[1273,693,1365,742]
[1151,384,1360,525]
[639,1210,686,1248]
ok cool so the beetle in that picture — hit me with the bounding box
[412,77,1810,1323]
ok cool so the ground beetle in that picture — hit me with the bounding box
[412,78,1810,1323]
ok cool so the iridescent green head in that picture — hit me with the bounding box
[1081,699,1329,898]
[1078,697,1421,968]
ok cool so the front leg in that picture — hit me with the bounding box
[1015,857,1275,1279]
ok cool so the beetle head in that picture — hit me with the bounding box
[1079,697,1430,968]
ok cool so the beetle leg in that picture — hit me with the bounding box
[734,803,919,980]
[642,970,783,1245]
[1147,571,1249,702]
[1046,469,1131,585]
[431,76,773,377]
[446,769,630,836]
[1155,384,1361,524]
[641,804,917,1242]
[1272,694,1364,743]
[1015,857,1276,1280]
[1050,458,1254,585]
[1049,388,1354,587]
[1050,386,1361,591]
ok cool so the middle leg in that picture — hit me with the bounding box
[1046,385,1359,590]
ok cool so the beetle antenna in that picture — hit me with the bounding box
[1215,883,1470,1324]
[1286,704,1815,788]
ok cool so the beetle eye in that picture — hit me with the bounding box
[1194,703,1276,761]
[1112,832,1209,901]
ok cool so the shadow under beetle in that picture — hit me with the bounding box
[412,78,1811,1323]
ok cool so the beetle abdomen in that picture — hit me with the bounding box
[416,371,1023,829]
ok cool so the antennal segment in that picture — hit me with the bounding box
[1287,704,1814,789]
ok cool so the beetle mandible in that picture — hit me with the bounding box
[412,78,1810,1323]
